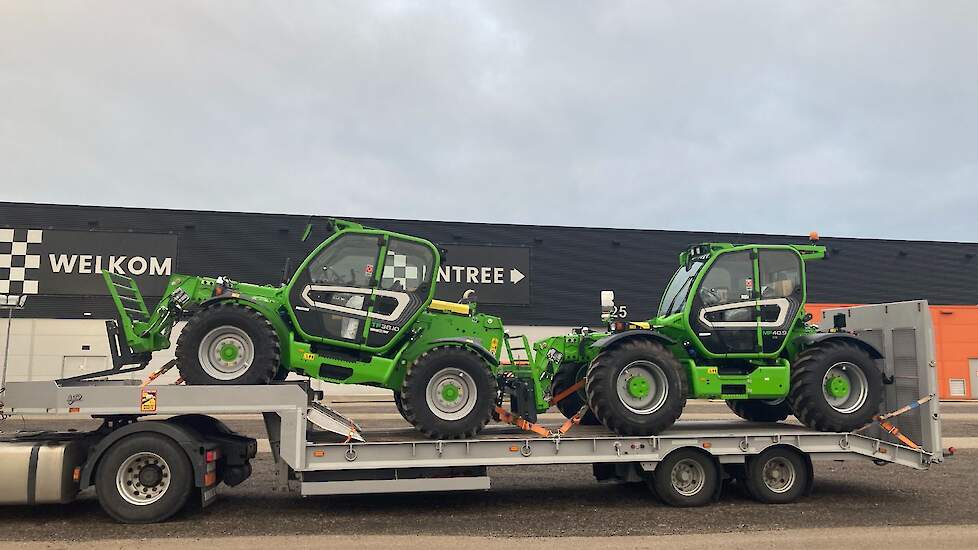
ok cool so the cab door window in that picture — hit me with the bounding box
[690,250,759,354]
[289,233,381,344]
[758,249,803,353]
[367,238,436,347]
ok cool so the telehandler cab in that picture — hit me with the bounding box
[523,240,885,436]
[103,219,509,440]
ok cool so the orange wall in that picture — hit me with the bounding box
[806,303,978,400]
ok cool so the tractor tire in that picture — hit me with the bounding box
[393,391,408,421]
[175,303,281,385]
[787,340,883,432]
[400,347,497,439]
[585,339,687,436]
[95,433,194,524]
[726,398,792,423]
[551,362,600,426]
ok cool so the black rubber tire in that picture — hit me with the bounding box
[393,391,408,421]
[585,339,686,436]
[551,362,600,426]
[787,340,883,432]
[744,446,810,504]
[650,449,719,507]
[273,366,290,381]
[95,433,194,524]
[175,303,281,385]
[400,347,498,439]
[726,398,792,423]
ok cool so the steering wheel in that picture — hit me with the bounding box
[322,265,348,285]
[701,287,723,305]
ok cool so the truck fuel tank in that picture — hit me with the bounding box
[0,439,88,505]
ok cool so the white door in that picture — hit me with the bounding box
[969,359,978,400]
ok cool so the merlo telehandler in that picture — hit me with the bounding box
[520,240,885,436]
[103,219,510,440]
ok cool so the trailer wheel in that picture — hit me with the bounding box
[649,449,718,507]
[176,303,281,385]
[95,433,193,524]
[586,339,686,435]
[744,446,810,504]
[400,347,497,439]
[725,398,792,423]
[788,340,883,432]
[551,362,600,425]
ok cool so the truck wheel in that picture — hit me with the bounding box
[585,339,686,436]
[176,303,281,385]
[551,362,600,425]
[400,347,497,439]
[95,433,193,524]
[726,398,792,422]
[788,341,883,432]
[744,446,810,504]
[650,449,718,507]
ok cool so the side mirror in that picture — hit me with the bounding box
[600,290,615,314]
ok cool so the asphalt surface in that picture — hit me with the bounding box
[0,401,975,543]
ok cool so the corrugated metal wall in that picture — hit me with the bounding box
[3,201,977,324]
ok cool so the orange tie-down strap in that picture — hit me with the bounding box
[548,379,585,407]
[875,417,922,450]
[495,406,552,437]
[495,402,591,438]
[140,359,177,388]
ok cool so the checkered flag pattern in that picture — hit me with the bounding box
[0,229,42,295]
[381,251,420,289]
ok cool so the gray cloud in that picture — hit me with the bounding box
[1,1,976,240]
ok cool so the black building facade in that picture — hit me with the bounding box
[2,202,976,325]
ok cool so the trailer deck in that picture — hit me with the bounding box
[0,301,945,521]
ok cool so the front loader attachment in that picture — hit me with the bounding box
[100,271,188,371]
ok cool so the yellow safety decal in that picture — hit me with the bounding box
[303,352,316,361]
[489,338,499,355]
[707,367,718,375]
[140,389,158,413]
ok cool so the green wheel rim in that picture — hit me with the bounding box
[821,362,869,414]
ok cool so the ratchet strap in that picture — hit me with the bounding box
[549,379,585,407]
[140,359,177,387]
[857,394,935,450]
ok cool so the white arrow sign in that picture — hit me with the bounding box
[437,265,527,285]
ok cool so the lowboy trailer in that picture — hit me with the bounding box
[0,301,946,523]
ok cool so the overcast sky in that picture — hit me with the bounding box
[1,1,975,241]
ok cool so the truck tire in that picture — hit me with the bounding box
[586,339,686,436]
[176,303,281,385]
[787,340,883,432]
[95,433,194,524]
[551,362,600,426]
[726,398,792,423]
[744,446,810,504]
[400,347,497,439]
[649,449,719,507]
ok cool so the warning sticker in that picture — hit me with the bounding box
[140,389,158,413]
[745,278,754,292]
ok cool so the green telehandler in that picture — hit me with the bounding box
[104,220,884,441]
[103,219,512,440]
[518,240,886,436]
